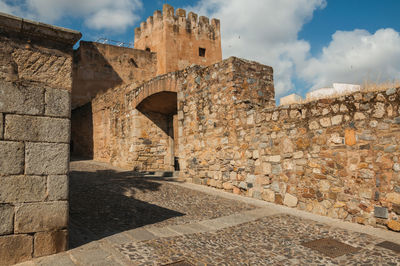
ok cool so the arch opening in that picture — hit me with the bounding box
[136,91,179,171]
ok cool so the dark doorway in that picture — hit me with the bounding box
[71,102,94,159]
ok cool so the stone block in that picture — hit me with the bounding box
[34,230,68,257]
[0,113,3,139]
[25,143,69,175]
[283,193,298,207]
[0,175,46,203]
[374,206,388,219]
[386,192,400,205]
[47,175,68,201]
[345,129,356,146]
[0,234,33,265]
[5,115,70,143]
[0,204,13,235]
[11,48,73,91]
[387,220,400,231]
[45,88,71,118]
[15,202,68,233]
[0,80,44,115]
[0,141,24,175]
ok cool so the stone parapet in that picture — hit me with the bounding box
[0,12,81,48]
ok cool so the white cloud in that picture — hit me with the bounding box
[191,0,326,97]
[0,0,142,31]
[300,28,400,91]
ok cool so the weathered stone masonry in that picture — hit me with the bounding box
[180,83,400,231]
[1,3,399,265]
[86,4,400,233]
[0,13,80,265]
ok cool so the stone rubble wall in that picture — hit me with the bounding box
[0,13,80,265]
[91,57,274,171]
[92,81,174,170]
[182,80,400,232]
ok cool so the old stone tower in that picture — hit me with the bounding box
[134,5,222,75]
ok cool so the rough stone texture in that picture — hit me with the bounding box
[25,143,69,175]
[47,175,68,201]
[34,230,68,257]
[178,86,400,231]
[45,88,71,117]
[386,192,400,205]
[0,80,44,115]
[0,141,24,175]
[0,234,33,265]
[4,115,70,143]
[0,12,78,262]
[387,220,400,231]
[15,202,68,233]
[0,112,3,139]
[11,49,74,91]
[0,204,14,235]
[0,175,46,203]
[284,193,298,207]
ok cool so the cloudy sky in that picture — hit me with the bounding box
[1,0,400,99]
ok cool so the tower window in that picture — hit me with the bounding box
[199,47,206,57]
[145,47,151,52]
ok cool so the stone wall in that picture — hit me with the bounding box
[92,77,177,170]
[72,41,157,109]
[0,13,80,265]
[181,82,400,231]
[91,57,274,171]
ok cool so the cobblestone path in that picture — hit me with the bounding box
[17,160,400,266]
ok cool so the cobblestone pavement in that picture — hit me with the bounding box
[69,160,256,247]
[18,160,400,266]
[117,214,400,265]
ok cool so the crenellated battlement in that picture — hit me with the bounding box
[133,4,222,75]
[134,4,220,42]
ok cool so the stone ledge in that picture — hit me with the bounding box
[0,12,81,46]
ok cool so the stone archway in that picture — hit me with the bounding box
[136,91,179,171]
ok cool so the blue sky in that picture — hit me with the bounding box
[2,0,400,99]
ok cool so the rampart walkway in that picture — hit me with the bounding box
[17,160,400,265]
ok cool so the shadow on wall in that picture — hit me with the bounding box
[71,102,94,159]
[72,42,125,109]
[68,167,184,248]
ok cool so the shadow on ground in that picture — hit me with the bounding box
[68,167,185,248]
